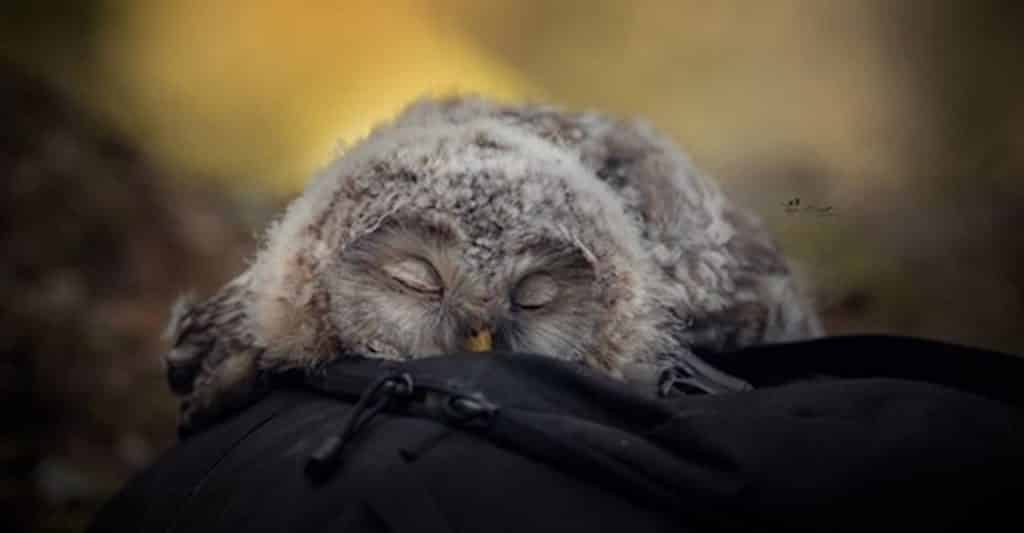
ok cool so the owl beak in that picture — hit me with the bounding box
[463,327,494,353]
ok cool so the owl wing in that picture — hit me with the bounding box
[566,112,825,351]
[163,272,265,432]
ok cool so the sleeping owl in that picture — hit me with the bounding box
[165,96,823,430]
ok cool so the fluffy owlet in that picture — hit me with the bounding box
[165,96,823,430]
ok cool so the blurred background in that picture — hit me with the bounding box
[1,1,1021,530]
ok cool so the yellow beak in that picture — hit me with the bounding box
[464,328,493,353]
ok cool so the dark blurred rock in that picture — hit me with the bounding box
[0,61,270,532]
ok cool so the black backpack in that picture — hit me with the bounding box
[89,335,1024,532]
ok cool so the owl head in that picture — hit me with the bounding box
[165,96,822,428]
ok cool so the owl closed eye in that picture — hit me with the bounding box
[511,272,558,310]
[383,257,443,297]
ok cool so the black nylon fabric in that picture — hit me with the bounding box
[89,336,1024,533]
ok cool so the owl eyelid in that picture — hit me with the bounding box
[512,272,559,310]
[382,257,444,296]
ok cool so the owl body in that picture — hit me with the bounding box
[165,97,822,428]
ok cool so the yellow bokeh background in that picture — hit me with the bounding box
[87,0,543,191]
[23,1,935,197]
